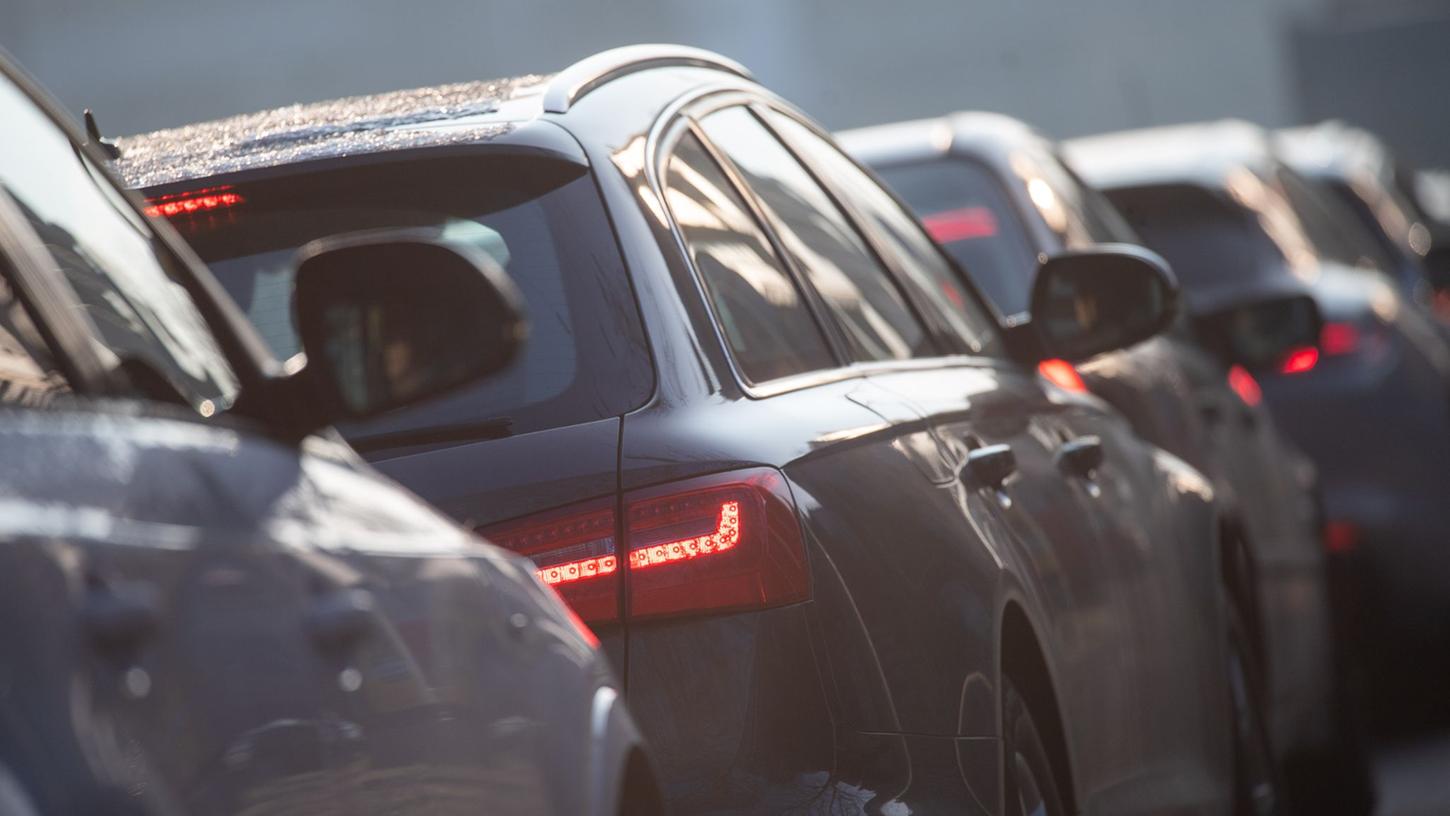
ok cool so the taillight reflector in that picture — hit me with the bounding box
[143,185,245,218]
[1278,346,1320,375]
[478,468,808,625]
[1037,358,1087,393]
[1323,520,1358,554]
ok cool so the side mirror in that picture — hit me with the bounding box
[292,232,526,421]
[1193,294,1322,372]
[1027,244,1178,363]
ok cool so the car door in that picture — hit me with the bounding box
[759,112,1231,813]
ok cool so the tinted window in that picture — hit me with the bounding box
[700,106,930,362]
[663,132,835,384]
[1107,183,1302,309]
[766,113,1002,356]
[0,73,238,415]
[875,158,1039,316]
[169,156,653,453]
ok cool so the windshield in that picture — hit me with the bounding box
[163,155,653,454]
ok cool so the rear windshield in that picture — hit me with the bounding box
[873,158,1038,315]
[163,155,653,454]
[1104,184,1296,305]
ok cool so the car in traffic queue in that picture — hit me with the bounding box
[121,45,1275,815]
[840,111,1367,812]
[1275,121,1450,321]
[0,49,660,816]
[1068,120,1450,737]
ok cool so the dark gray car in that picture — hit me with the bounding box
[842,112,1360,811]
[0,51,657,816]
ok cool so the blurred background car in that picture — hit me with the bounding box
[117,45,1274,815]
[1275,122,1450,324]
[0,51,659,816]
[1068,121,1450,742]
[841,111,1369,812]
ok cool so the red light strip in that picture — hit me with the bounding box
[630,500,741,569]
[143,191,245,218]
[922,206,999,243]
[536,554,617,587]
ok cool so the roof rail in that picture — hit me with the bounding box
[543,44,752,114]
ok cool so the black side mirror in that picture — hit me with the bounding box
[292,232,525,421]
[1193,294,1322,372]
[1027,244,1178,363]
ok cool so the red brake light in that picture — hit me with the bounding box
[1226,364,1263,407]
[481,497,620,624]
[143,185,245,218]
[1037,358,1087,393]
[1278,346,1320,375]
[1319,322,1360,356]
[922,206,998,243]
[479,468,809,626]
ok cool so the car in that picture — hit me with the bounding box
[120,45,1271,815]
[840,111,1366,810]
[1274,123,1446,308]
[1275,122,1450,323]
[0,50,658,816]
[1068,120,1450,737]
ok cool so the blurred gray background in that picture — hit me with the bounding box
[3,0,1447,166]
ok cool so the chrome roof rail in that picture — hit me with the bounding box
[542,44,753,114]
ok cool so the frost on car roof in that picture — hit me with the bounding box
[113,74,551,189]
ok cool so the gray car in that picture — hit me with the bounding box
[0,51,659,816]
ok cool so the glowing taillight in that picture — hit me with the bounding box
[922,206,998,243]
[481,497,620,624]
[1278,346,1320,375]
[143,185,245,218]
[478,468,809,625]
[1037,358,1087,393]
[1226,364,1263,407]
[1319,322,1360,356]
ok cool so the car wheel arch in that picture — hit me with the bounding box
[998,599,1079,816]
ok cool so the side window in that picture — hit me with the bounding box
[0,256,71,405]
[663,131,836,384]
[699,106,931,362]
[0,73,238,415]
[767,111,1004,355]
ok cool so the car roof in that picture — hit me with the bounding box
[1064,119,1277,192]
[114,44,753,190]
[837,111,1046,171]
[1274,121,1397,184]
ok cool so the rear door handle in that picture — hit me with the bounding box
[305,588,377,654]
[1056,435,1104,477]
[962,443,1017,489]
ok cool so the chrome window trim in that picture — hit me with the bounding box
[544,45,753,114]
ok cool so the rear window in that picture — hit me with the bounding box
[1104,184,1298,307]
[873,158,1038,315]
[162,155,653,454]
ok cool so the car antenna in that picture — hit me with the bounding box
[83,109,121,159]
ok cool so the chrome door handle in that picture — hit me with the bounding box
[962,443,1017,489]
[1056,435,1104,477]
